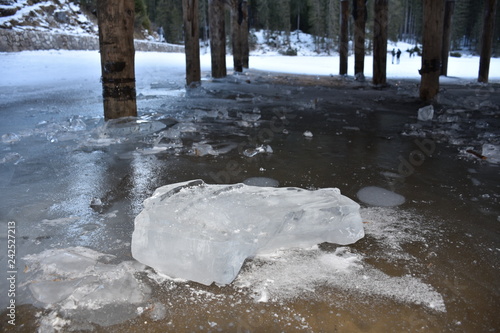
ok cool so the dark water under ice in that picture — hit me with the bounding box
[1,67,499,332]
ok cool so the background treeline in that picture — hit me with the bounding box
[81,0,500,56]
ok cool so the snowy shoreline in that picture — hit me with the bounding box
[1,49,499,90]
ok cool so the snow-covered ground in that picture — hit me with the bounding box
[2,47,499,89]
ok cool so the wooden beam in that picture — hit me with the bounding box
[352,0,367,80]
[97,0,137,120]
[231,0,249,72]
[182,0,201,86]
[339,0,349,75]
[209,0,226,78]
[441,0,455,76]
[478,0,498,83]
[419,0,445,101]
[373,0,388,86]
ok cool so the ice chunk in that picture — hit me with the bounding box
[171,122,198,133]
[24,247,150,312]
[303,131,313,138]
[482,144,500,164]
[131,180,364,286]
[239,112,261,122]
[100,117,166,137]
[192,142,218,156]
[158,127,181,140]
[67,116,87,131]
[357,186,405,207]
[418,105,434,121]
[1,133,20,144]
[243,144,273,157]
[0,152,22,164]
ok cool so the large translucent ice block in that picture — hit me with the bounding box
[131,180,364,285]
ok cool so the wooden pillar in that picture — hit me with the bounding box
[339,0,349,75]
[209,0,226,78]
[441,0,455,76]
[97,0,137,120]
[352,0,367,80]
[231,0,249,72]
[373,0,388,86]
[241,1,249,69]
[419,0,445,101]
[478,0,498,83]
[182,0,201,86]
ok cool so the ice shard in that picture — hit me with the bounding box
[131,180,364,286]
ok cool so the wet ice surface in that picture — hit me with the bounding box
[1,55,500,332]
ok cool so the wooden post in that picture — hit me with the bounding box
[231,0,249,72]
[339,0,349,75]
[478,0,498,83]
[419,0,445,101]
[182,0,201,86]
[352,0,367,80]
[441,0,455,76]
[373,0,388,86]
[97,0,137,120]
[209,0,226,78]
[241,0,249,69]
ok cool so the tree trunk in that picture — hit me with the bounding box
[352,0,367,80]
[182,0,201,86]
[373,0,388,86]
[97,0,137,120]
[231,0,249,72]
[209,0,226,78]
[339,0,349,75]
[441,0,455,76]
[419,0,445,101]
[478,0,498,83]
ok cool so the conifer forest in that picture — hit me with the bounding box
[134,0,499,55]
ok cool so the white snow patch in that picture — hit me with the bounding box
[234,247,445,312]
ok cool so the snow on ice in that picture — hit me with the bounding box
[234,246,446,312]
[131,179,364,285]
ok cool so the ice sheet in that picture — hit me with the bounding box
[23,247,151,326]
[132,180,364,285]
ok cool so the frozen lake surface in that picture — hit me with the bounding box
[0,51,499,332]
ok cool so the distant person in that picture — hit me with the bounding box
[396,49,402,64]
[158,26,165,42]
[391,48,396,64]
